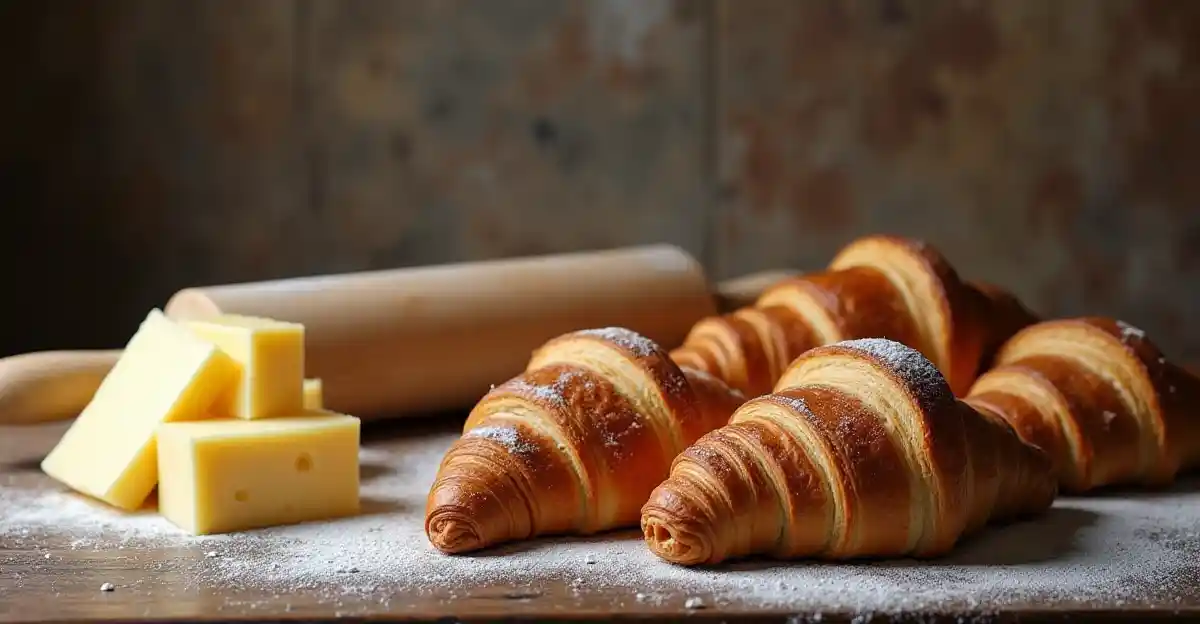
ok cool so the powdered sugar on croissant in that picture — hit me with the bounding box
[966,317,1200,492]
[642,338,1055,566]
[425,327,745,554]
[669,235,1037,398]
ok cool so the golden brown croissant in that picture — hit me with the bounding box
[969,280,1041,371]
[669,235,1036,399]
[641,338,1056,566]
[425,327,745,554]
[965,317,1200,493]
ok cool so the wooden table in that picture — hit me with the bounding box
[3,417,1198,624]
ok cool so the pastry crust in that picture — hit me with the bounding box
[669,235,1036,398]
[966,317,1200,492]
[425,327,745,554]
[641,338,1056,566]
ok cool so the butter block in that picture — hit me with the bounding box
[303,378,323,410]
[157,413,361,535]
[41,309,238,510]
[185,315,304,420]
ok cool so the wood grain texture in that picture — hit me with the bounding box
[2,420,1198,624]
[714,0,1200,362]
[303,0,711,269]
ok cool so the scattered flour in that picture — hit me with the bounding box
[575,327,660,359]
[832,338,953,412]
[767,392,811,417]
[504,367,587,411]
[508,331,691,428]
[0,488,184,548]
[464,425,537,456]
[3,429,1199,615]
[1117,320,1147,343]
[569,327,689,399]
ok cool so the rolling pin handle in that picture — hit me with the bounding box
[0,350,120,425]
[0,266,798,426]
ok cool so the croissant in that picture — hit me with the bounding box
[965,317,1200,493]
[425,327,746,554]
[641,338,1056,566]
[669,235,1036,398]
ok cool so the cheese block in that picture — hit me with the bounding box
[185,315,304,420]
[303,378,323,410]
[157,413,361,535]
[41,310,238,510]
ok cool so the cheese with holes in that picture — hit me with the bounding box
[303,378,323,410]
[40,309,238,510]
[185,315,304,420]
[156,413,360,535]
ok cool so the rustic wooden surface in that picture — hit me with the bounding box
[2,419,1198,624]
[1,0,1199,359]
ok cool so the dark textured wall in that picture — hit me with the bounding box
[716,0,1200,362]
[2,0,1198,362]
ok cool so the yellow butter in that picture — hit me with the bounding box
[185,315,304,420]
[156,413,361,535]
[41,310,238,510]
[303,378,323,410]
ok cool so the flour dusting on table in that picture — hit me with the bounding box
[3,431,1198,615]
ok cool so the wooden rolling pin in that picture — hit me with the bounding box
[0,245,795,425]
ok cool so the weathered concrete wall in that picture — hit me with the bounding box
[2,0,1197,361]
[715,0,1200,362]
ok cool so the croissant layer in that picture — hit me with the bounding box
[642,338,1056,566]
[965,317,1200,492]
[670,235,1036,399]
[426,327,745,554]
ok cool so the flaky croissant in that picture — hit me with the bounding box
[669,235,1037,399]
[966,317,1200,493]
[642,338,1056,566]
[425,327,746,554]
